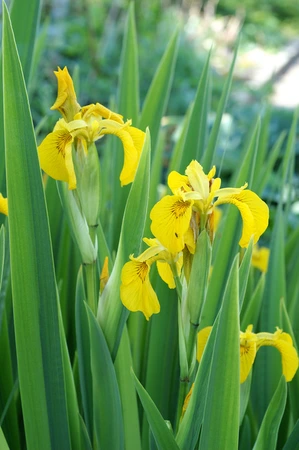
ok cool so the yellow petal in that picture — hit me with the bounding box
[81,103,124,124]
[207,166,216,180]
[240,340,257,383]
[0,194,8,216]
[150,195,193,254]
[184,226,196,254]
[214,190,269,248]
[168,171,191,194]
[101,123,145,185]
[51,67,81,121]
[100,256,109,293]
[156,261,177,288]
[182,383,194,416]
[120,259,160,320]
[256,329,299,382]
[185,160,209,199]
[38,129,76,189]
[251,245,270,272]
[197,326,212,362]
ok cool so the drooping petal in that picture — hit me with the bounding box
[0,194,8,216]
[251,245,270,272]
[156,261,176,288]
[214,190,269,248]
[38,129,77,189]
[256,329,299,382]
[51,67,81,122]
[126,126,145,158]
[240,326,257,383]
[120,258,160,320]
[150,195,193,253]
[197,326,212,362]
[100,122,145,185]
[168,171,191,194]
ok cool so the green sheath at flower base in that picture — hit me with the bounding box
[38,66,145,190]
[150,159,269,253]
[73,142,101,227]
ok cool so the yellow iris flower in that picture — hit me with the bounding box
[150,160,269,253]
[197,325,299,383]
[251,244,270,272]
[38,66,145,189]
[120,238,183,320]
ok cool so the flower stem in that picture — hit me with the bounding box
[84,261,97,315]
[84,225,98,315]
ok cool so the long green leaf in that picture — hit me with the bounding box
[132,369,180,450]
[75,267,93,439]
[118,1,139,123]
[0,427,9,450]
[98,129,151,357]
[202,36,239,171]
[9,0,41,83]
[139,29,179,154]
[2,4,70,448]
[253,377,287,450]
[115,326,142,450]
[86,305,124,450]
[283,420,299,450]
[239,238,253,309]
[199,255,240,450]
[252,206,285,423]
[201,116,260,329]
[111,3,139,250]
[176,318,218,450]
[178,50,211,172]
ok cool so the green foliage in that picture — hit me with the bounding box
[1,2,299,450]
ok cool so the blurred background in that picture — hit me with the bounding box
[2,0,299,226]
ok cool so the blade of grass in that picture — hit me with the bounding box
[178,50,211,172]
[252,377,287,450]
[198,255,240,450]
[252,206,285,423]
[111,3,139,249]
[132,369,180,450]
[201,118,260,329]
[86,305,124,450]
[0,428,9,450]
[75,267,93,440]
[282,420,299,450]
[115,326,142,450]
[97,129,151,358]
[139,29,179,154]
[202,36,239,171]
[2,4,71,448]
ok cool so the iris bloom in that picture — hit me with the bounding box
[197,325,299,383]
[38,67,145,189]
[0,194,8,216]
[251,244,270,272]
[120,238,182,320]
[150,160,269,254]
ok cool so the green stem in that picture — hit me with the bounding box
[186,323,198,366]
[84,225,98,315]
[174,377,189,434]
[84,261,97,315]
